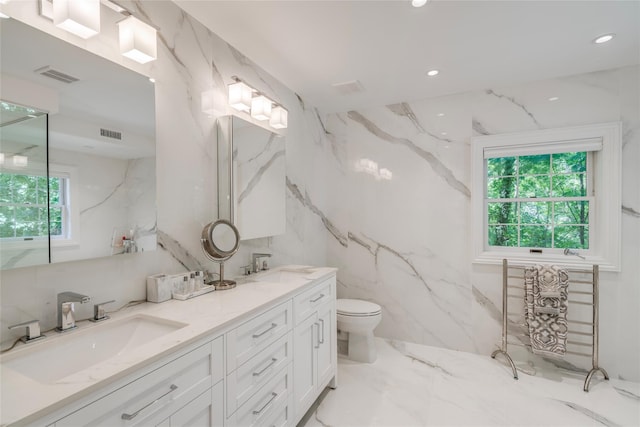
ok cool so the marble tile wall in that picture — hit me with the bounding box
[1,1,330,344]
[325,66,640,381]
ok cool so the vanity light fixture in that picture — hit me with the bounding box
[228,79,253,112]
[426,69,439,77]
[411,0,428,7]
[12,155,28,168]
[118,15,157,64]
[593,33,615,44]
[378,168,393,180]
[269,105,288,129]
[251,95,272,121]
[53,0,101,39]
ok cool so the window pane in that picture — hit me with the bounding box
[488,202,517,224]
[520,202,550,224]
[0,206,15,238]
[554,226,589,249]
[50,207,63,236]
[16,206,39,222]
[487,176,517,199]
[49,221,62,236]
[487,157,517,177]
[518,154,550,175]
[552,173,587,197]
[37,176,49,205]
[554,201,589,225]
[488,225,518,247]
[553,152,586,174]
[49,177,61,205]
[0,174,12,202]
[518,175,550,198]
[17,222,40,238]
[11,175,38,204]
[521,225,551,248]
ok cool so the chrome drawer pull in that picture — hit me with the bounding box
[253,358,278,377]
[314,322,320,349]
[310,293,325,303]
[319,318,325,344]
[253,392,278,415]
[253,322,278,338]
[121,384,178,421]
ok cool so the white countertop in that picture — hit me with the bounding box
[0,265,336,426]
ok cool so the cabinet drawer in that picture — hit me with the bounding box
[293,277,335,325]
[56,337,223,426]
[262,397,294,427]
[227,331,293,415]
[227,363,292,427]
[156,381,224,427]
[227,301,292,373]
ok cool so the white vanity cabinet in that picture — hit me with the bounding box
[52,337,224,427]
[292,276,337,424]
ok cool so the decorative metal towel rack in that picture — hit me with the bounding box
[491,259,608,392]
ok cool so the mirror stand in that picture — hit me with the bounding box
[201,219,240,291]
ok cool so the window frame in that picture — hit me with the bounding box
[471,122,622,271]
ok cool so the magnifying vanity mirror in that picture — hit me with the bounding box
[201,219,240,290]
[217,116,285,240]
[0,18,156,270]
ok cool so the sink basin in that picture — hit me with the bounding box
[2,314,187,384]
[253,268,315,283]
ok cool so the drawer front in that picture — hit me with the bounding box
[227,332,293,415]
[158,381,224,427]
[56,337,222,426]
[228,363,292,427]
[227,301,292,373]
[293,277,335,325]
[262,394,294,427]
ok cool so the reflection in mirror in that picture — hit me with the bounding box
[0,19,156,269]
[0,102,49,269]
[217,116,285,240]
[201,219,240,290]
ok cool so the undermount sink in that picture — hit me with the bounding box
[2,314,187,384]
[253,268,315,283]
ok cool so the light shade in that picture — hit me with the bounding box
[251,95,272,121]
[118,15,157,64]
[13,155,28,167]
[269,106,288,129]
[53,0,101,39]
[228,81,253,112]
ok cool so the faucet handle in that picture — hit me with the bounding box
[8,319,45,343]
[90,300,116,323]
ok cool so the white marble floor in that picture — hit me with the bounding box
[301,338,640,427]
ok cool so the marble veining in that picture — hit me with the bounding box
[156,229,206,272]
[485,89,542,128]
[302,339,640,427]
[387,102,426,134]
[347,111,470,197]
[80,164,129,215]
[238,150,284,204]
[622,205,640,218]
[286,177,348,247]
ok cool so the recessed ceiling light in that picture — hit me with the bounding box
[411,0,428,7]
[441,132,448,136]
[426,69,439,77]
[436,113,445,117]
[548,96,559,102]
[593,33,615,44]
[149,77,156,83]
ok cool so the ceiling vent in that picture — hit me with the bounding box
[34,66,79,84]
[100,128,122,140]
[331,80,365,95]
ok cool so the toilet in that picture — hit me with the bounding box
[336,299,382,363]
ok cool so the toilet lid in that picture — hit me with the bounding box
[336,299,381,316]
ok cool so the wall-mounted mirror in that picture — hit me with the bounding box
[217,116,285,241]
[0,18,156,270]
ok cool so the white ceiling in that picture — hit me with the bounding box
[174,0,639,114]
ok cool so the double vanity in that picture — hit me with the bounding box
[0,266,337,427]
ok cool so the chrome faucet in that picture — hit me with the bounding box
[251,253,272,273]
[57,292,91,332]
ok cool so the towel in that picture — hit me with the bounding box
[524,265,569,358]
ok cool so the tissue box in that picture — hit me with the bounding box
[146,274,172,303]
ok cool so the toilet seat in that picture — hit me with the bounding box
[337,299,381,317]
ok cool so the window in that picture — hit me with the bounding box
[0,167,75,243]
[471,123,622,271]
